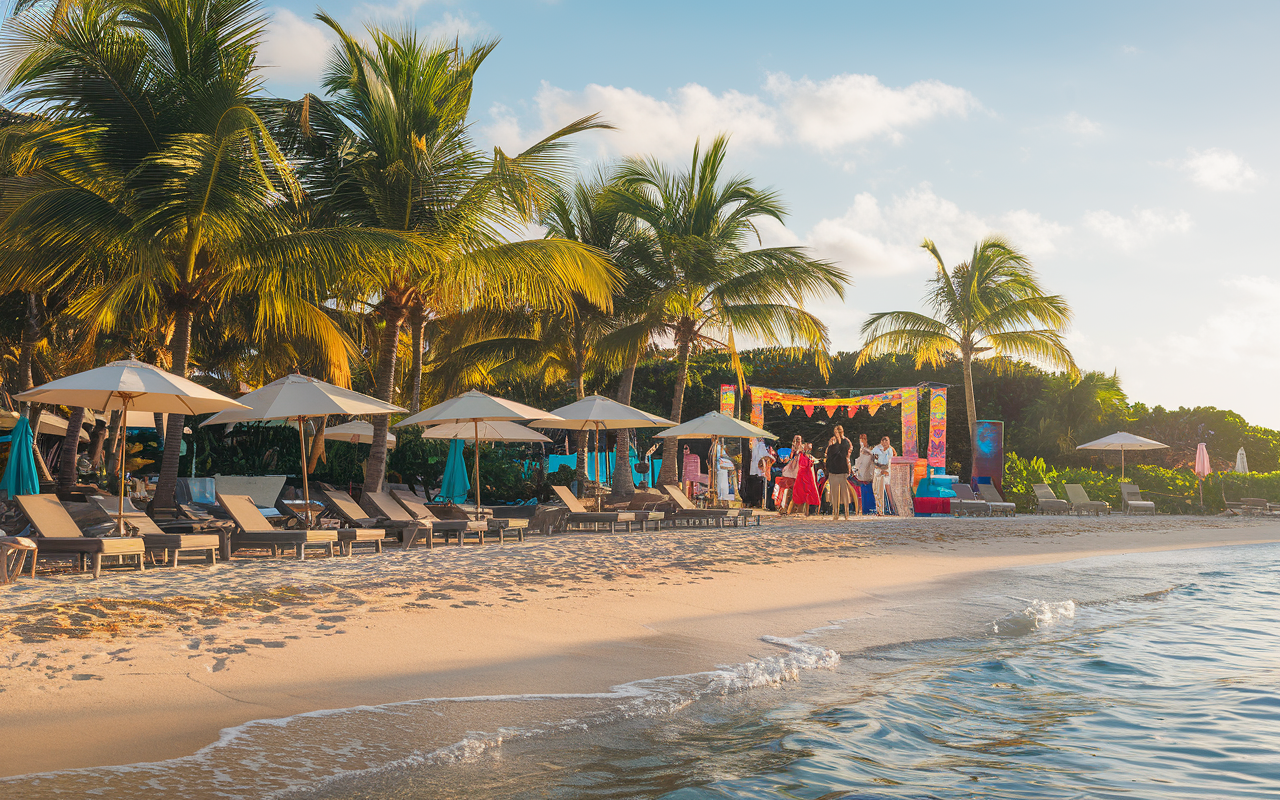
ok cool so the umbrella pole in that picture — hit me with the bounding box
[711,435,719,507]
[1121,447,1125,482]
[474,419,482,518]
[117,396,130,536]
[297,415,311,529]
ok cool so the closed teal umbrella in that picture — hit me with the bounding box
[0,416,39,498]
[439,439,469,504]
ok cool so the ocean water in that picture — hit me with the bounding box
[7,543,1280,799]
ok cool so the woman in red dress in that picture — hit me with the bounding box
[788,443,821,515]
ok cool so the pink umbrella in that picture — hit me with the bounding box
[1194,443,1210,508]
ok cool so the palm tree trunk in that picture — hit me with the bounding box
[56,406,85,493]
[86,420,108,469]
[962,349,979,479]
[17,293,39,395]
[151,309,193,511]
[611,349,641,496]
[363,316,402,494]
[307,418,327,473]
[408,308,425,413]
[105,410,123,476]
[657,336,692,486]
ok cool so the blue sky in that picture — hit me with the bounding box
[260,1,1280,428]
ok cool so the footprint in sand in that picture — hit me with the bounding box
[71,674,102,681]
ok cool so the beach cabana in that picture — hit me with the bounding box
[530,396,674,488]
[16,360,247,533]
[395,391,559,515]
[1075,432,1168,480]
[201,374,405,526]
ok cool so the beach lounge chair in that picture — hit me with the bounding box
[1033,484,1069,515]
[89,501,221,566]
[388,489,490,545]
[1120,483,1156,516]
[976,484,1017,516]
[661,485,750,527]
[527,504,568,537]
[16,495,145,578]
[1064,484,1110,516]
[358,490,459,548]
[950,485,991,517]
[0,536,36,583]
[295,489,394,554]
[551,485,637,532]
[217,493,338,559]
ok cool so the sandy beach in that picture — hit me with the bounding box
[2,514,1277,786]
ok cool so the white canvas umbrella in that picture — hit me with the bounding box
[530,395,675,486]
[1235,447,1249,474]
[0,411,90,442]
[395,390,559,513]
[420,420,551,443]
[654,411,776,502]
[15,360,246,533]
[323,420,396,447]
[202,375,405,525]
[1076,432,1168,481]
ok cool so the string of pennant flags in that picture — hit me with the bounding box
[747,385,948,466]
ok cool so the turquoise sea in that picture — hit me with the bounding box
[7,542,1279,799]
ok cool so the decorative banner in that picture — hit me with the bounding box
[973,420,1004,494]
[750,395,764,429]
[900,388,918,458]
[719,384,736,417]
[803,405,814,417]
[927,387,947,468]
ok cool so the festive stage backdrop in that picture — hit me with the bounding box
[748,386,943,462]
[928,387,948,468]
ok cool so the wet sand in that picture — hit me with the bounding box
[1,513,1276,780]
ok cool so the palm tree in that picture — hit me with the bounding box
[857,236,1078,474]
[608,136,848,486]
[280,16,619,493]
[0,0,417,508]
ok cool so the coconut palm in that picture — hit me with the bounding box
[608,136,848,486]
[0,0,419,507]
[278,16,619,493]
[857,236,1078,473]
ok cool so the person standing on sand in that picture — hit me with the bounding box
[789,442,821,516]
[824,425,854,520]
[870,436,896,515]
[852,433,872,515]
[777,435,802,514]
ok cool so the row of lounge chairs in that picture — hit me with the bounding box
[4,483,770,579]
[949,484,1017,517]
[1033,483,1155,515]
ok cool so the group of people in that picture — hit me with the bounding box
[748,427,898,519]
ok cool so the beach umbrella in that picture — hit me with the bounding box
[1075,432,1168,481]
[202,374,405,526]
[322,420,397,448]
[15,360,247,532]
[0,411,89,442]
[1194,443,1211,508]
[439,439,469,504]
[421,419,552,509]
[1235,447,1249,474]
[654,411,776,501]
[530,395,674,486]
[0,416,39,499]
[395,391,559,513]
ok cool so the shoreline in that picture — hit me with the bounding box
[2,515,1277,785]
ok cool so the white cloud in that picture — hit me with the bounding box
[1179,147,1260,191]
[763,73,977,148]
[1062,112,1102,139]
[500,82,780,160]
[485,72,974,159]
[1082,208,1192,250]
[258,8,336,85]
[759,184,1067,277]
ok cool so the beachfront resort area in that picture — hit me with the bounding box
[0,1,1278,797]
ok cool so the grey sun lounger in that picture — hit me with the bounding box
[17,495,145,578]
[552,485,637,532]
[1120,483,1156,516]
[950,484,991,517]
[388,489,490,546]
[1065,484,1110,516]
[662,485,756,527]
[217,493,339,559]
[305,489,401,554]
[91,495,220,565]
[1033,484,1069,515]
[976,484,1017,516]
